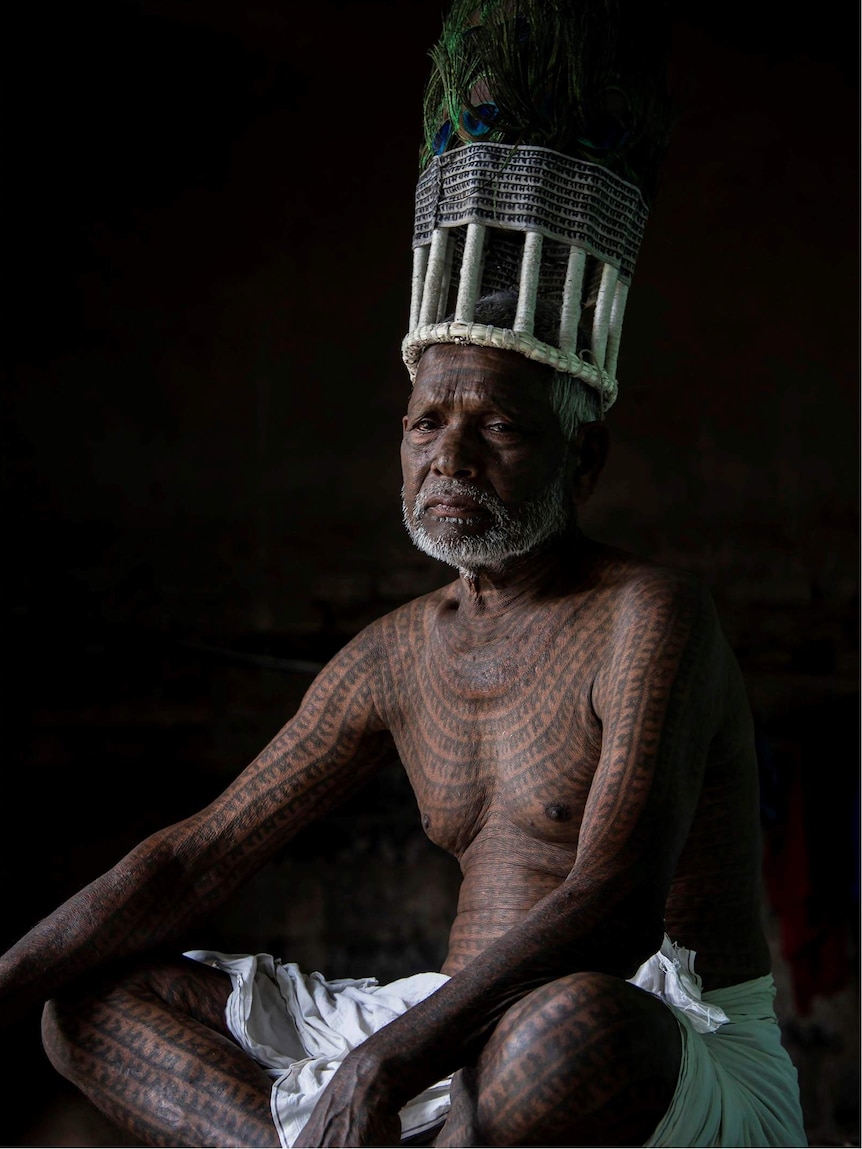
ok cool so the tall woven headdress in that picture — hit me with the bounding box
[402,0,672,412]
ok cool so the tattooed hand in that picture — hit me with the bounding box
[293,1054,402,1148]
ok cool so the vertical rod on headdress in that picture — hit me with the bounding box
[514,231,543,334]
[418,228,450,327]
[558,246,587,351]
[437,230,456,322]
[604,280,630,378]
[592,262,620,369]
[410,245,430,331]
[454,223,487,323]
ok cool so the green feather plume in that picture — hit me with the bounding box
[421,0,673,203]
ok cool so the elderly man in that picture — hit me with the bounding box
[2,0,809,1140]
[1,289,805,1147]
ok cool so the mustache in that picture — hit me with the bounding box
[414,479,509,520]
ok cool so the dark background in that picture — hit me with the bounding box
[3,1,858,1145]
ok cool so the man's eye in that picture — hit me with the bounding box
[412,418,438,432]
[486,421,518,434]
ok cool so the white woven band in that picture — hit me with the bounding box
[401,321,617,410]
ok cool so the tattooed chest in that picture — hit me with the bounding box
[381,604,609,855]
[392,687,601,858]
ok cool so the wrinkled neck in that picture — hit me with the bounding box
[455,528,584,621]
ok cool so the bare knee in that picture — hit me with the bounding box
[474,971,680,1146]
[41,997,68,1075]
[41,963,135,1079]
[41,989,100,1083]
[480,970,630,1069]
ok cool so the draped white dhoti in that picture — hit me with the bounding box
[184,951,451,1146]
[186,937,805,1148]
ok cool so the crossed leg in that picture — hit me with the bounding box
[42,962,681,1148]
[41,955,280,1148]
[435,971,682,1148]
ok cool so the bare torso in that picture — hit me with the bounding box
[18,531,774,1149]
[9,344,784,1149]
[376,537,770,990]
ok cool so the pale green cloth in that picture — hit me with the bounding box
[645,974,807,1147]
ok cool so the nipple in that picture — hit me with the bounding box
[544,803,571,822]
[422,812,432,832]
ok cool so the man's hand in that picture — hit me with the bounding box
[294,1054,402,1149]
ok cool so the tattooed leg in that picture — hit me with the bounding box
[438,971,681,1148]
[434,1065,481,1147]
[41,956,279,1149]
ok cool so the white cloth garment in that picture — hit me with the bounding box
[184,950,451,1147]
[185,937,734,1147]
[628,933,729,1033]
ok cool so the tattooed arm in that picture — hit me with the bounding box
[295,572,738,1146]
[0,627,393,1025]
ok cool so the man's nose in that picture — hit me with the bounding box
[431,424,480,478]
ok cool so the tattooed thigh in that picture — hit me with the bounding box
[473,972,682,1148]
[41,959,280,1148]
[43,954,235,1054]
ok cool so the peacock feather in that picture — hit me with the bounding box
[420,0,673,203]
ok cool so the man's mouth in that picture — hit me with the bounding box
[422,495,485,522]
[427,495,480,511]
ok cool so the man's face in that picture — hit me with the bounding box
[401,344,573,574]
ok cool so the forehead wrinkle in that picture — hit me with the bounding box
[412,377,499,416]
[409,350,553,420]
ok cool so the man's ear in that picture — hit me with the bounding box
[568,421,609,506]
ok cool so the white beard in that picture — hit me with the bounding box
[401,466,572,575]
